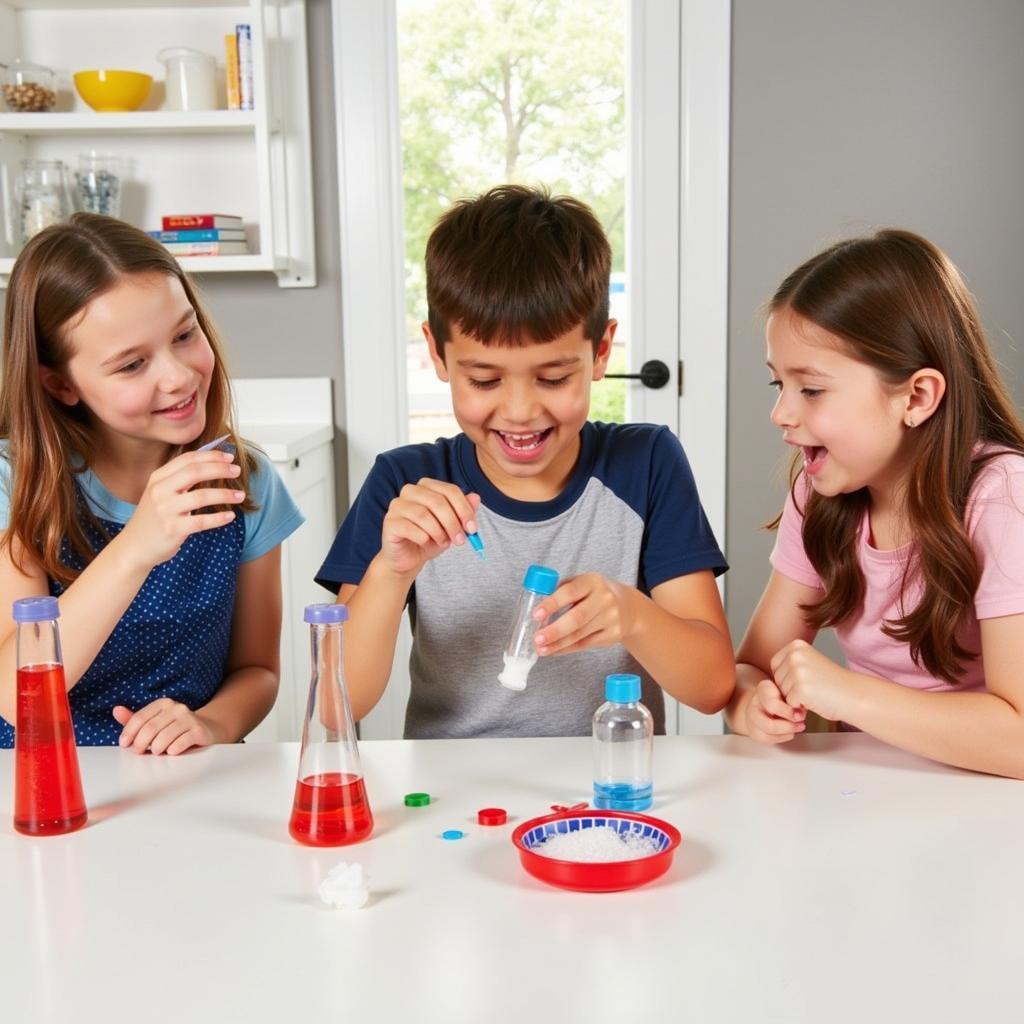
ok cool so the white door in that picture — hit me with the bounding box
[331,0,729,738]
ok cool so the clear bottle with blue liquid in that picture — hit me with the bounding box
[497,564,559,691]
[593,673,653,811]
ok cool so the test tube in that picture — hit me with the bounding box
[498,564,559,691]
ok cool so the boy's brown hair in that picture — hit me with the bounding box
[425,184,611,356]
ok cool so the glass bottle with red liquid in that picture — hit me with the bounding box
[13,596,87,835]
[289,603,373,846]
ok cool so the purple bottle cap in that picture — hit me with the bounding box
[304,603,349,624]
[13,596,60,622]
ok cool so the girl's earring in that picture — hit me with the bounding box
[905,417,916,428]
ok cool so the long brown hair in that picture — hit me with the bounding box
[0,212,256,585]
[770,229,1024,684]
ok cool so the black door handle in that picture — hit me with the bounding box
[603,359,671,390]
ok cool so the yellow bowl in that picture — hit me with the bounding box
[73,70,153,112]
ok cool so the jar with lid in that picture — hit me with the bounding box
[1,61,57,112]
[76,152,125,218]
[16,160,73,244]
[157,48,218,111]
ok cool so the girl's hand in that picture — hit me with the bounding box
[770,639,851,723]
[380,479,480,578]
[120,450,245,572]
[113,699,221,755]
[745,678,807,744]
[532,574,635,655]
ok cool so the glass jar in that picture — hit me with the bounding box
[1,61,57,112]
[157,47,218,111]
[16,160,73,243]
[76,152,125,218]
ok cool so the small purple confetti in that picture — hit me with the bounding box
[840,789,858,797]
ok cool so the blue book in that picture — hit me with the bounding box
[148,229,246,242]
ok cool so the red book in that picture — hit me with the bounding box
[161,214,243,230]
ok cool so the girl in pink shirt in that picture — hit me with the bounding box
[725,229,1024,779]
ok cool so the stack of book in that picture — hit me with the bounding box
[224,23,255,111]
[149,214,249,256]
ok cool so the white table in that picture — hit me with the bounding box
[2,735,1022,1023]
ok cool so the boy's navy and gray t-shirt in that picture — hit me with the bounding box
[316,421,727,739]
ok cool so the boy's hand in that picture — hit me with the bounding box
[380,480,481,577]
[120,450,245,573]
[113,699,221,756]
[744,678,807,744]
[770,639,851,723]
[532,573,636,655]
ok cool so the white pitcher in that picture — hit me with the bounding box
[158,47,217,111]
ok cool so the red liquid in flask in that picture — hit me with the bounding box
[289,772,373,846]
[15,664,87,836]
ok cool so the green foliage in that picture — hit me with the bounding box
[398,0,626,328]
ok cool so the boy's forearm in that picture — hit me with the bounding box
[723,663,768,734]
[622,588,735,714]
[341,553,415,721]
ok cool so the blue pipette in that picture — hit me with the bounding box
[467,532,485,560]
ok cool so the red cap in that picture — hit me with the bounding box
[477,807,507,826]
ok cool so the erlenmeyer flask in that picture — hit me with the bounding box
[13,596,87,836]
[288,603,374,846]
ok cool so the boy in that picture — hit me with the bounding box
[316,185,733,737]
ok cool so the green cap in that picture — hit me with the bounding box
[404,792,431,807]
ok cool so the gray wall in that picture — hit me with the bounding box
[726,0,1024,638]
[187,0,348,510]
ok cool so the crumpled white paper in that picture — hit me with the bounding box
[318,861,370,910]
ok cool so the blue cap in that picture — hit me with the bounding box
[522,565,559,596]
[13,596,60,623]
[303,603,349,624]
[605,673,641,703]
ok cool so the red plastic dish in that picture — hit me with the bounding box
[512,806,682,892]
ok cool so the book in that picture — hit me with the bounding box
[149,229,246,242]
[163,241,251,256]
[236,24,254,111]
[161,214,243,230]
[225,33,241,111]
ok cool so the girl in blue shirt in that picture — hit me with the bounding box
[0,213,304,752]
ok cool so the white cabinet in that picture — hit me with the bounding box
[233,377,336,742]
[0,0,315,287]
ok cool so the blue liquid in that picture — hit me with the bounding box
[593,780,652,812]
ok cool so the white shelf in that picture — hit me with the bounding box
[0,252,280,277]
[8,1,233,8]
[0,0,316,288]
[0,111,258,135]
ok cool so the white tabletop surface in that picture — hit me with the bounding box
[2,734,1022,1023]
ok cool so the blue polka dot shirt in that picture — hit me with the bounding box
[0,445,304,746]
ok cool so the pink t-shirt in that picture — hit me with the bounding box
[770,451,1024,693]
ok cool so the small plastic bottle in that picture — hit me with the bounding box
[13,596,88,836]
[289,603,374,847]
[593,673,653,812]
[498,564,559,691]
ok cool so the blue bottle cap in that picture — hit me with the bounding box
[605,673,641,703]
[303,603,349,624]
[522,564,559,596]
[12,596,59,623]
